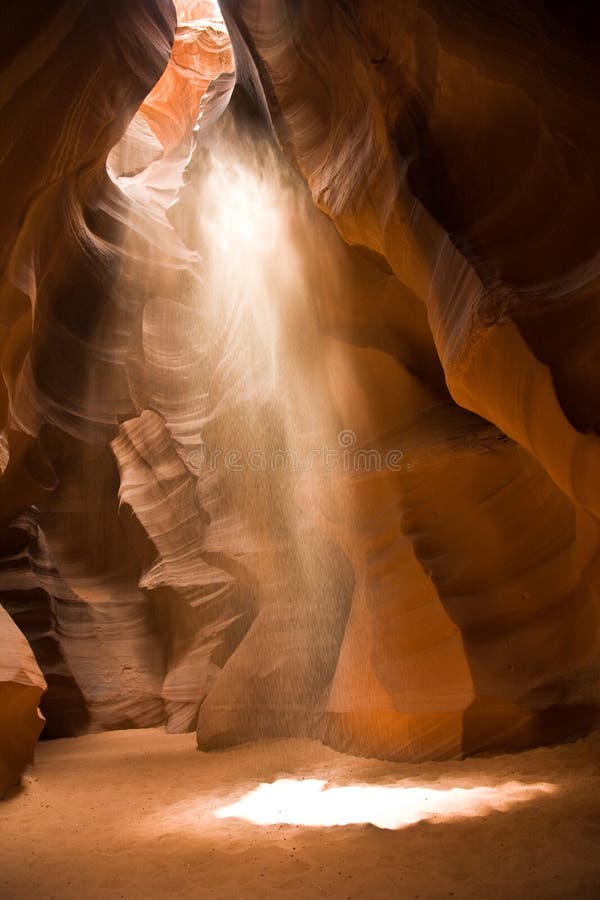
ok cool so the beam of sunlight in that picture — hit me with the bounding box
[193,136,334,441]
[214,778,556,830]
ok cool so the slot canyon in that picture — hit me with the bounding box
[1,1,599,897]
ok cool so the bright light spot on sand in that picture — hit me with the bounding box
[215,778,555,830]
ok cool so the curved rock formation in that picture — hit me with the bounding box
[212,0,600,756]
[0,0,179,781]
[0,604,45,797]
[0,0,599,781]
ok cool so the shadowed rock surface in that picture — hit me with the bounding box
[0,604,46,796]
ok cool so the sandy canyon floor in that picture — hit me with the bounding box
[1,727,600,899]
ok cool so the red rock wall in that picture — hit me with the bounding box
[1,0,599,781]
[215,0,600,756]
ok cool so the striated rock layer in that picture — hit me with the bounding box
[0,0,599,779]
[212,0,600,757]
